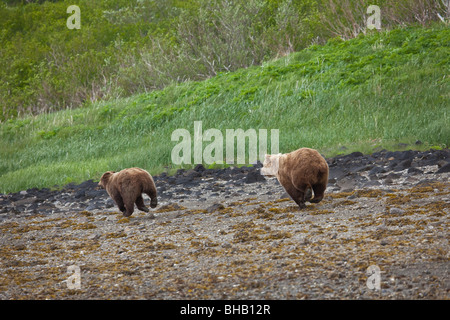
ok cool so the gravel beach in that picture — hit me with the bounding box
[0,148,449,299]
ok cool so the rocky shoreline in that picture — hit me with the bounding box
[0,148,449,299]
[1,148,449,218]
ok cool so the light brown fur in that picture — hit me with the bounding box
[261,148,329,209]
[98,167,157,217]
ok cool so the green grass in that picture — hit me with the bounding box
[0,24,449,193]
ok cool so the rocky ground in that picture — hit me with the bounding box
[0,148,449,300]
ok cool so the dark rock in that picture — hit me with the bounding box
[386,150,416,161]
[74,190,86,199]
[350,164,373,173]
[76,179,98,190]
[338,152,363,162]
[105,199,115,208]
[13,197,36,207]
[371,149,387,158]
[328,167,348,180]
[184,169,202,178]
[175,176,196,186]
[253,161,263,168]
[437,160,447,168]
[368,166,386,176]
[207,203,225,213]
[175,168,185,176]
[33,197,46,204]
[336,175,367,191]
[434,149,449,161]
[245,171,266,183]
[85,202,104,211]
[194,164,206,172]
[158,172,167,178]
[85,189,107,199]
[62,183,77,192]
[25,187,40,195]
[436,162,450,174]
[394,159,412,171]
[363,180,381,187]
[33,203,56,213]
[407,167,423,175]
[384,172,401,180]
[388,160,399,169]
[349,151,363,158]
[9,193,22,202]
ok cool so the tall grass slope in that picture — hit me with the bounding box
[0,25,449,193]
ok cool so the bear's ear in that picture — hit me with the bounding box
[100,171,113,182]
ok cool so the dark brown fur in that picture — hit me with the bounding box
[98,167,157,217]
[262,148,329,209]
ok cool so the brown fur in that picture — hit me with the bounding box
[98,167,157,217]
[261,148,329,209]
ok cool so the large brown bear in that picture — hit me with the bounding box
[98,167,158,217]
[261,148,329,209]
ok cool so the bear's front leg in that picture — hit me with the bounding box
[122,194,135,217]
[123,205,134,217]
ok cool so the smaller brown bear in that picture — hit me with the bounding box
[261,147,329,209]
[98,167,157,217]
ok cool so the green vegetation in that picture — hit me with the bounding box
[1,0,446,120]
[1,24,449,193]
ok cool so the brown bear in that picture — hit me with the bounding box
[261,147,329,209]
[98,167,157,217]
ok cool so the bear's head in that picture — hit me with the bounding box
[260,153,281,177]
[98,171,115,189]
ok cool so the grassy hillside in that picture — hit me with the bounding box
[0,24,449,193]
[1,0,446,121]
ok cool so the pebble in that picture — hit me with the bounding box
[389,207,405,215]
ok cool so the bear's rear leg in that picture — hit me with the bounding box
[136,195,149,212]
[310,183,326,203]
[289,189,307,209]
[284,183,307,209]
